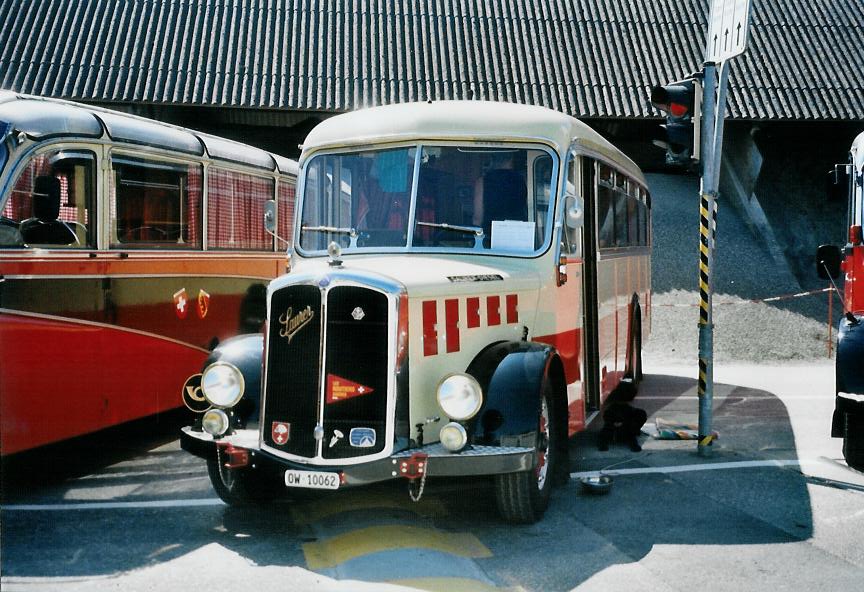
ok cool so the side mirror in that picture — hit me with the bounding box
[564,194,583,229]
[263,199,277,234]
[816,244,842,280]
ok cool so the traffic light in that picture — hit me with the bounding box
[650,78,701,168]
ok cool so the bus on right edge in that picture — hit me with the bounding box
[817,130,864,471]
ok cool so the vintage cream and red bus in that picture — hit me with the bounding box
[0,92,297,456]
[818,130,864,471]
[180,101,651,523]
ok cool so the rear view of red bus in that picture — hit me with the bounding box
[817,130,864,471]
[0,93,297,456]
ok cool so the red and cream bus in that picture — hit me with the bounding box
[0,93,297,456]
[180,101,650,523]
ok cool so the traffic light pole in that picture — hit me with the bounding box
[697,61,730,457]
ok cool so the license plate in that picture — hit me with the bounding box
[284,469,340,490]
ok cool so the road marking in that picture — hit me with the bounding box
[2,498,225,511]
[3,460,838,512]
[303,525,492,569]
[572,459,804,479]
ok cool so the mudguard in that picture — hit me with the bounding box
[833,315,864,436]
[467,341,557,446]
[204,333,264,428]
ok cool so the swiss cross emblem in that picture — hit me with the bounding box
[272,421,290,445]
[326,374,374,404]
[197,289,210,319]
[173,288,188,319]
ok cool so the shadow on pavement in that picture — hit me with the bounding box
[0,372,820,591]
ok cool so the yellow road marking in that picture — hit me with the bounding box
[389,577,527,592]
[303,525,492,569]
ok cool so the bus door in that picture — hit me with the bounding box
[579,156,602,414]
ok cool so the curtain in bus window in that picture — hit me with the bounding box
[2,151,95,248]
[207,168,274,250]
[110,157,202,248]
[277,178,296,246]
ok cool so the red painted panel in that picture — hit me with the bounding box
[422,300,438,356]
[444,298,460,353]
[487,295,501,326]
[534,328,582,385]
[0,313,207,455]
[506,294,518,324]
[466,297,480,328]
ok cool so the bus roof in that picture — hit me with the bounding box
[301,100,645,185]
[0,92,297,176]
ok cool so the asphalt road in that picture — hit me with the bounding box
[3,360,863,591]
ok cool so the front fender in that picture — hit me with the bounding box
[467,341,555,446]
[834,315,864,436]
[204,333,264,427]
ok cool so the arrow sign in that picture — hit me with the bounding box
[706,0,752,62]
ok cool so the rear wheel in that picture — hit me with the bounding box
[494,382,558,524]
[842,414,864,471]
[206,449,277,506]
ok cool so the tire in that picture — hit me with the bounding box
[494,382,558,524]
[842,414,864,471]
[206,449,277,506]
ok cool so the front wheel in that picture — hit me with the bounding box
[842,414,864,471]
[494,382,558,524]
[206,449,277,506]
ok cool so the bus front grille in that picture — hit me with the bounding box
[262,282,391,461]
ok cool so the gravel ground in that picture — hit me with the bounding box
[643,173,836,364]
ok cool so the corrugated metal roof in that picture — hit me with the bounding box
[0,0,862,121]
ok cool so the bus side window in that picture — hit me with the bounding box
[208,167,275,250]
[596,164,615,249]
[2,150,95,249]
[111,156,202,248]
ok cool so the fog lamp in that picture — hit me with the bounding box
[202,409,230,436]
[439,422,468,452]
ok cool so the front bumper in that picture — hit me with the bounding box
[181,426,535,486]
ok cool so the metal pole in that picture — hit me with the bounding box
[696,61,729,457]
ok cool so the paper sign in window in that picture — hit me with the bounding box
[491,220,535,252]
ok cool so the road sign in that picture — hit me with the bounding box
[706,0,752,62]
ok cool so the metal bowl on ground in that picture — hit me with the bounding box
[579,474,613,494]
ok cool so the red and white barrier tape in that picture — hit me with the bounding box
[655,287,832,308]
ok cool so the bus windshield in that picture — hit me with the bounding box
[298,144,556,256]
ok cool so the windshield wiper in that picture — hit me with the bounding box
[416,221,485,249]
[301,225,358,248]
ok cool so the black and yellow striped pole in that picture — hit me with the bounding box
[697,61,729,457]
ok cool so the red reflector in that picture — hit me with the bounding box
[217,443,250,469]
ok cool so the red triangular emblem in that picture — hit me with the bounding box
[326,374,374,404]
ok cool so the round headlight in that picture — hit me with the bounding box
[201,362,245,408]
[437,373,483,420]
[439,422,468,452]
[202,409,230,436]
